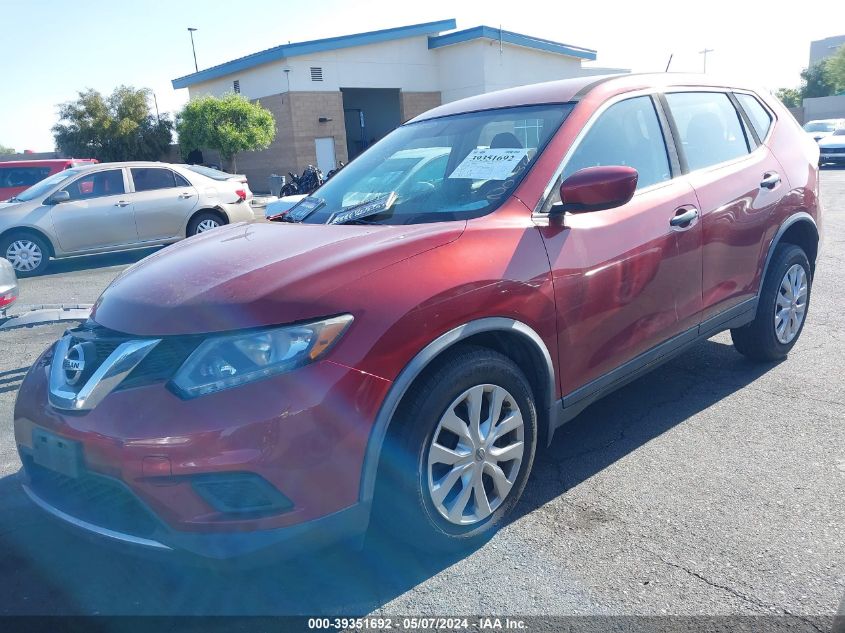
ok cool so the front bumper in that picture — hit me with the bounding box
[14,346,391,559]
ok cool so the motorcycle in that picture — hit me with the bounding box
[280,165,324,197]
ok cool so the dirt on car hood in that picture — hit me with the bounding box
[91,221,464,336]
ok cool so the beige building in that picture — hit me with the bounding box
[172,18,625,190]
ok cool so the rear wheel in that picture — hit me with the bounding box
[1,232,50,277]
[374,346,537,549]
[731,243,811,361]
[187,212,224,236]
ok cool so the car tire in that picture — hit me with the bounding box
[187,212,224,236]
[1,232,50,277]
[731,243,812,362]
[373,345,538,550]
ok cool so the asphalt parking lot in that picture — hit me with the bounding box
[0,171,843,622]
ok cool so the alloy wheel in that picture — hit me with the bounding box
[775,263,808,344]
[6,239,43,273]
[426,384,525,526]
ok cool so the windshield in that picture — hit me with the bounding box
[186,165,237,180]
[295,104,573,225]
[803,121,837,132]
[12,168,85,202]
[833,129,845,137]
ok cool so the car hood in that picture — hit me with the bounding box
[91,221,465,336]
[818,136,845,148]
[0,201,22,209]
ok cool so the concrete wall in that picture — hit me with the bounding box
[803,95,845,122]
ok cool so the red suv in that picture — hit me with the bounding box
[0,158,98,201]
[14,75,821,560]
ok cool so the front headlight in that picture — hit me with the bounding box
[170,315,353,398]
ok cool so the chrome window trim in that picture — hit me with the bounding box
[48,335,160,411]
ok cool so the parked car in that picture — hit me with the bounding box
[0,257,18,311]
[818,128,845,166]
[264,193,306,220]
[0,158,97,202]
[184,164,253,200]
[803,118,845,142]
[14,74,821,561]
[0,161,254,276]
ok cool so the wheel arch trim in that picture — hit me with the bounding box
[358,317,555,504]
[760,212,818,289]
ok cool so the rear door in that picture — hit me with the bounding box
[50,168,138,252]
[129,167,198,241]
[537,94,703,395]
[663,91,785,322]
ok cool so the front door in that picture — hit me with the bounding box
[537,95,703,396]
[129,167,199,241]
[50,168,138,252]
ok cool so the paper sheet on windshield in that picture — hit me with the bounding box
[448,148,528,181]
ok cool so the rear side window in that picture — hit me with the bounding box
[62,169,126,200]
[735,93,773,140]
[665,92,750,171]
[0,166,52,189]
[563,96,671,190]
[131,168,189,191]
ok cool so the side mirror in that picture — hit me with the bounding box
[551,166,638,216]
[46,190,70,205]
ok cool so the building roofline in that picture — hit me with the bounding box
[427,25,597,61]
[172,18,457,89]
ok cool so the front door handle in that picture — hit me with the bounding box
[670,206,698,228]
[178,192,195,199]
[114,200,130,207]
[760,172,781,190]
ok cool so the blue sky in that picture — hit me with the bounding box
[0,0,838,151]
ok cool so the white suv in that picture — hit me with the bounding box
[0,162,255,276]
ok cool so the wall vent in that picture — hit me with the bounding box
[233,79,240,93]
[310,67,323,82]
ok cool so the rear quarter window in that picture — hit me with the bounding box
[735,93,773,141]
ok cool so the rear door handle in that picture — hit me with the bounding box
[114,200,130,207]
[670,206,698,228]
[178,192,195,199]
[760,172,781,190]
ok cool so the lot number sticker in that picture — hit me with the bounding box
[449,148,528,181]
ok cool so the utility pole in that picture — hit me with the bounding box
[699,48,714,73]
[187,27,199,72]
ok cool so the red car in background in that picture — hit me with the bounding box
[0,158,98,201]
[14,74,821,561]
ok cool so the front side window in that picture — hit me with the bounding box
[562,96,671,191]
[12,168,85,202]
[62,169,125,201]
[735,93,773,140]
[131,168,185,192]
[666,92,750,171]
[292,104,573,225]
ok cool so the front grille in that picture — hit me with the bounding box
[68,323,200,390]
[823,147,845,154]
[24,458,160,538]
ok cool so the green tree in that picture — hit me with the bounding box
[826,45,845,93]
[800,62,836,98]
[0,143,14,155]
[775,88,801,109]
[52,86,173,161]
[176,93,275,172]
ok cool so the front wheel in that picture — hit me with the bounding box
[731,243,812,361]
[1,232,50,277]
[374,346,538,549]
